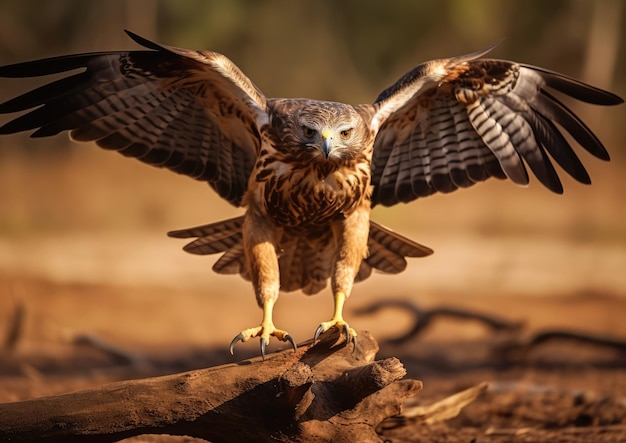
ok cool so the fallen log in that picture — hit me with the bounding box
[0,330,422,442]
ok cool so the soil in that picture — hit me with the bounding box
[0,149,625,442]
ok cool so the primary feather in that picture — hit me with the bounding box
[0,32,621,354]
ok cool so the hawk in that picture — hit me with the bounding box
[0,32,622,357]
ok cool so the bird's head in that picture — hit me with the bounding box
[271,99,371,164]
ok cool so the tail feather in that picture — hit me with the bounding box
[213,243,247,276]
[278,232,334,294]
[167,216,243,255]
[356,220,433,282]
[368,220,433,261]
[169,217,433,292]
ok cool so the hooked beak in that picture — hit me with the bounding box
[320,129,333,158]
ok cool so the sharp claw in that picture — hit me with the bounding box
[260,337,267,360]
[314,324,324,343]
[285,334,297,353]
[229,333,244,356]
[342,324,357,351]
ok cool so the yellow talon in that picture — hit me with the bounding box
[229,299,296,359]
[314,292,357,347]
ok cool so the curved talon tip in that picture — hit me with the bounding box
[260,337,267,360]
[285,334,297,353]
[229,333,244,356]
[314,325,324,343]
[342,324,357,351]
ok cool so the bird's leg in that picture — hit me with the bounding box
[315,206,370,346]
[229,297,295,358]
[314,291,355,344]
[230,209,296,359]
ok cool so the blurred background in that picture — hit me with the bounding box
[0,0,624,355]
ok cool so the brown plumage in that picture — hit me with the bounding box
[0,32,622,357]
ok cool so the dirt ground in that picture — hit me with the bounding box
[0,149,625,442]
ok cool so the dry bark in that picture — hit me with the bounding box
[0,330,422,443]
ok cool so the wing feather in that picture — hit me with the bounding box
[465,94,529,186]
[370,54,622,206]
[0,31,269,206]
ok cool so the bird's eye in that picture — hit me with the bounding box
[340,129,353,140]
[302,126,316,138]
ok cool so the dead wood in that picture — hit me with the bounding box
[355,300,523,344]
[0,330,422,443]
[380,382,489,431]
[497,329,626,359]
[3,296,25,352]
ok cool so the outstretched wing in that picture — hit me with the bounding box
[369,48,623,206]
[0,31,268,206]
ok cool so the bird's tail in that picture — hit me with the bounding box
[357,220,433,281]
[168,216,433,293]
[167,216,247,276]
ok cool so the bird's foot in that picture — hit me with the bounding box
[314,317,357,350]
[314,291,357,349]
[229,323,296,359]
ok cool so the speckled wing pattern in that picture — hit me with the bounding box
[0,34,622,298]
[370,53,622,206]
[0,31,268,206]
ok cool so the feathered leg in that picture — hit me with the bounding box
[314,206,371,346]
[229,209,296,358]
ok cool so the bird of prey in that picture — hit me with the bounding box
[0,31,622,357]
